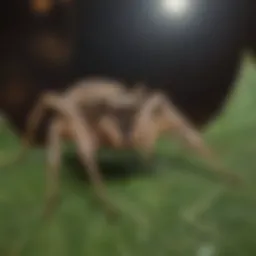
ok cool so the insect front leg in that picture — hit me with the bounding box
[159,98,244,185]
[71,116,119,218]
[19,93,65,165]
[131,93,165,157]
[132,93,243,185]
[43,119,63,219]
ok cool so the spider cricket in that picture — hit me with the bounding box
[8,77,243,218]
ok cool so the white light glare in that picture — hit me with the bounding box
[162,0,190,16]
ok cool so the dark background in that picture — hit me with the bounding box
[0,0,255,137]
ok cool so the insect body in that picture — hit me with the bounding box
[7,77,243,218]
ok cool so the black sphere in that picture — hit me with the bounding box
[0,0,254,142]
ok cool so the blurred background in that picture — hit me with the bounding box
[0,0,256,255]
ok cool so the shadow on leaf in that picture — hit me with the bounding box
[63,149,157,183]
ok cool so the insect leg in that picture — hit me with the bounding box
[43,118,63,219]
[71,114,119,217]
